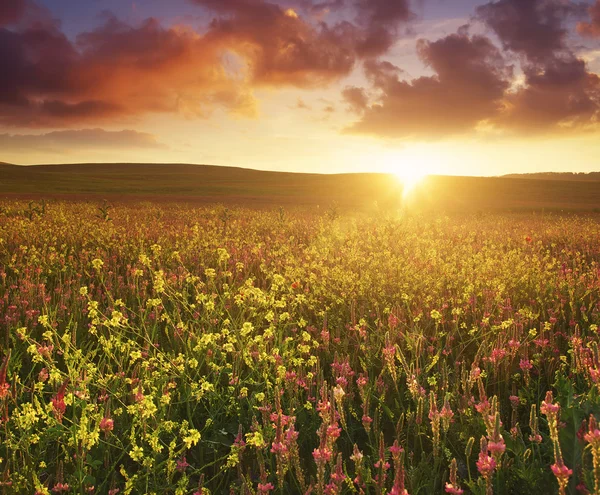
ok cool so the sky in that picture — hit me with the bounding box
[1,0,600,176]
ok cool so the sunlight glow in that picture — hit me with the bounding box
[395,168,428,198]
[383,147,440,199]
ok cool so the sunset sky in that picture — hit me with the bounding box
[1,0,600,176]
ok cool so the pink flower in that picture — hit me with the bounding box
[551,462,573,480]
[488,440,506,456]
[313,447,332,464]
[176,456,190,472]
[257,482,275,494]
[519,359,533,371]
[270,441,288,455]
[541,392,560,416]
[38,368,49,383]
[389,444,403,456]
[100,416,114,433]
[52,483,70,493]
[326,424,341,440]
[445,483,464,495]
[51,380,69,422]
[476,452,496,478]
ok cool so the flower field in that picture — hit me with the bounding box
[1,200,600,495]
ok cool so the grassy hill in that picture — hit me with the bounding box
[1,162,599,212]
[504,172,600,181]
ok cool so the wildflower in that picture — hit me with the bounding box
[312,447,332,464]
[477,437,496,495]
[551,462,573,494]
[429,392,441,457]
[183,429,201,449]
[541,392,572,495]
[129,445,144,462]
[488,440,506,457]
[584,415,600,493]
[0,355,9,400]
[445,459,464,495]
[91,258,104,271]
[246,431,266,449]
[529,404,542,443]
[440,397,454,432]
[99,416,114,434]
[176,456,190,472]
[326,424,341,440]
[38,368,49,383]
[257,483,274,494]
[477,451,496,478]
[540,392,560,417]
[390,440,408,495]
[51,380,69,423]
[52,483,70,493]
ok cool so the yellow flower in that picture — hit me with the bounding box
[241,322,254,337]
[129,445,144,462]
[91,258,104,270]
[245,431,266,448]
[183,429,201,449]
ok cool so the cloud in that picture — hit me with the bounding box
[578,0,600,38]
[0,4,256,126]
[192,0,415,86]
[498,57,600,132]
[346,1,600,141]
[0,0,417,127]
[353,0,415,56]
[476,0,587,64]
[477,0,600,133]
[342,86,370,113]
[344,32,512,139]
[0,128,166,153]
[0,0,25,26]
[195,0,358,87]
[295,98,312,110]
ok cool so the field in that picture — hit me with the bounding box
[2,163,600,212]
[1,198,600,495]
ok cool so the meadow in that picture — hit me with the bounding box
[1,200,600,494]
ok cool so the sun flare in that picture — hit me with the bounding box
[395,169,428,198]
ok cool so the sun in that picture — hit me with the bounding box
[395,169,428,198]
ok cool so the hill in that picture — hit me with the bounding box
[503,172,600,181]
[1,162,600,212]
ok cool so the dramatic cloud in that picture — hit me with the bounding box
[353,0,415,57]
[499,58,600,131]
[477,0,600,133]
[578,0,600,38]
[2,0,598,137]
[476,0,587,64]
[0,6,257,127]
[345,33,512,138]
[0,0,416,127]
[195,0,357,86]
[0,128,166,153]
[193,0,414,85]
[347,0,600,140]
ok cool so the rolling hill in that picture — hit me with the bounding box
[1,162,599,212]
